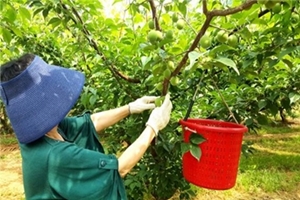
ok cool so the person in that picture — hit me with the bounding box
[0,53,173,200]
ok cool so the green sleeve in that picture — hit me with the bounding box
[58,112,105,153]
[48,142,127,200]
[58,112,96,142]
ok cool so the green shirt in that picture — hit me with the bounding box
[20,112,127,200]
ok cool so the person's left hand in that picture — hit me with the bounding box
[128,96,158,114]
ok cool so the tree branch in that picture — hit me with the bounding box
[208,0,257,17]
[203,0,208,15]
[162,15,213,94]
[148,0,161,31]
[211,76,239,124]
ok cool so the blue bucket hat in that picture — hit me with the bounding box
[0,55,85,144]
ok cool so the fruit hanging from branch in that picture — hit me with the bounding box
[200,34,212,49]
[216,30,228,43]
[227,34,238,47]
[147,30,163,44]
[176,19,185,30]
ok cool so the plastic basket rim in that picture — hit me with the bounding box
[179,118,248,134]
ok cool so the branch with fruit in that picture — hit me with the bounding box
[59,0,141,84]
[160,0,259,95]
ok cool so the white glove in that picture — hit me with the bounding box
[128,96,158,114]
[146,93,172,135]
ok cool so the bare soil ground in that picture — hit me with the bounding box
[0,144,24,200]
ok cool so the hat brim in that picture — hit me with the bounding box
[2,56,85,144]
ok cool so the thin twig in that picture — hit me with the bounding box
[148,0,161,31]
[209,24,230,32]
[210,76,239,124]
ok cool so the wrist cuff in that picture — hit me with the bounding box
[128,104,132,114]
[146,123,158,137]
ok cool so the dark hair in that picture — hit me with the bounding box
[0,53,35,82]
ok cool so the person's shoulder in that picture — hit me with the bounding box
[60,111,92,124]
[19,136,55,155]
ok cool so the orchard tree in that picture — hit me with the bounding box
[1,0,300,199]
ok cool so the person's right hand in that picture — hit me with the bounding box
[146,93,172,135]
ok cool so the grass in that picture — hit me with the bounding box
[238,151,300,191]
[238,120,300,193]
[191,119,300,199]
[258,124,300,135]
[257,136,300,154]
[0,134,18,145]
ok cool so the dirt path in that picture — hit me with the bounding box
[244,132,300,141]
[0,144,24,200]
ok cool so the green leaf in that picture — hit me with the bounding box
[169,46,183,54]
[282,59,293,69]
[240,27,252,41]
[258,99,267,110]
[5,8,17,23]
[268,103,279,116]
[245,118,253,126]
[189,132,206,145]
[181,143,190,155]
[210,44,236,55]
[19,6,31,20]
[278,46,300,59]
[1,28,12,43]
[33,7,44,16]
[289,92,300,104]
[257,114,268,125]
[281,97,291,110]
[10,26,23,37]
[48,17,61,28]
[42,6,51,18]
[214,56,239,75]
[178,2,187,16]
[187,51,201,70]
[89,95,97,106]
[190,144,202,161]
[141,56,151,68]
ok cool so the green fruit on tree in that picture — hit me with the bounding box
[216,30,228,43]
[147,30,163,44]
[167,61,175,70]
[227,34,238,47]
[163,69,171,78]
[200,34,212,49]
[155,96,165,106]
[291,13,299,24]
[148,20,155,29]
[272,3,281,14]
[152,65,162,76]
[170,77,180,86]
[172,13,178,23]
[265,1,277,9]
[176,19,185,30]
[165,30,173,39]
[155,83,163,92]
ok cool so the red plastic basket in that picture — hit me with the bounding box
[179,119,248,190]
